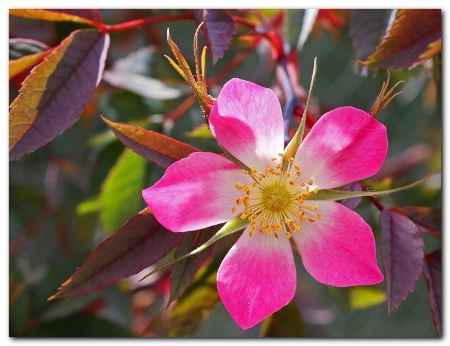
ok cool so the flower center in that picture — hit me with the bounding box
[261,184,290,212]
[232,154,321,239]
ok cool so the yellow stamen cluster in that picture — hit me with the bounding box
[232,154,321,239]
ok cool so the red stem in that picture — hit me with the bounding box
[100,13,194,33]
[369,195,385,212]
[231,16,256,29]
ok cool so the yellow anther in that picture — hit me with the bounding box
[294,164,300,171]
[242,169,249,174]
[259,174,266,180]
[249,229,255,237]
[295,171,301,176]
[236,198,241,205]
[288,157,295,163]
[289,180,294,186]
[231,207,236,213]
[252,182,257,188]
[271,157,278,162]
[235,182,243,190]
[308,179,314,185]
[286,232,292,238]
[278,153,284,157]
[273,224,282,231]
[313,186,319,193]
[241,211,250,219]
[251,168,258,176]
[309,205,319,210]
[316,213,322,220]
[308,218,315,223]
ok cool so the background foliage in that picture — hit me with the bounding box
[9,9,441,337]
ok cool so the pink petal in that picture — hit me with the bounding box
[142,152,249,232]
[292,201,384,286]
[217,227,296,330]
[209,78,285,171]
[295,106,388,189]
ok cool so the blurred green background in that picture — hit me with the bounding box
[9,9,441,337]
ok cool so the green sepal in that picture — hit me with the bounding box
[139,216,249,281]
[283,57,317,167]
[311,175,430,201]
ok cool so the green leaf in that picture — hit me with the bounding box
[363,9,441,69]
[76,196,101,215]
[102,117,199,169]
[169,226,219,305]
[260,300,306,337]
[49,208,182,300]
[9,29,110,160]
[99,148,147,234]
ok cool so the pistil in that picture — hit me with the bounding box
[232,155,321,239]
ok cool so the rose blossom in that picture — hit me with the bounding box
[143,78,387,330]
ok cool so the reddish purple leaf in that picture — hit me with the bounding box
[9,9,104,26]
[102,117,199,169]
[350,9,393,60]
[169,226,219,305]
[364,9,441,69]
[380,208,424,313]
[394,206,441,237]
[49,208,182,300]
[10,29,109,160]
[422,250,442,336]
[192,9,236,64]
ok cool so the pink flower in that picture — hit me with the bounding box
[142,78,387,330]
